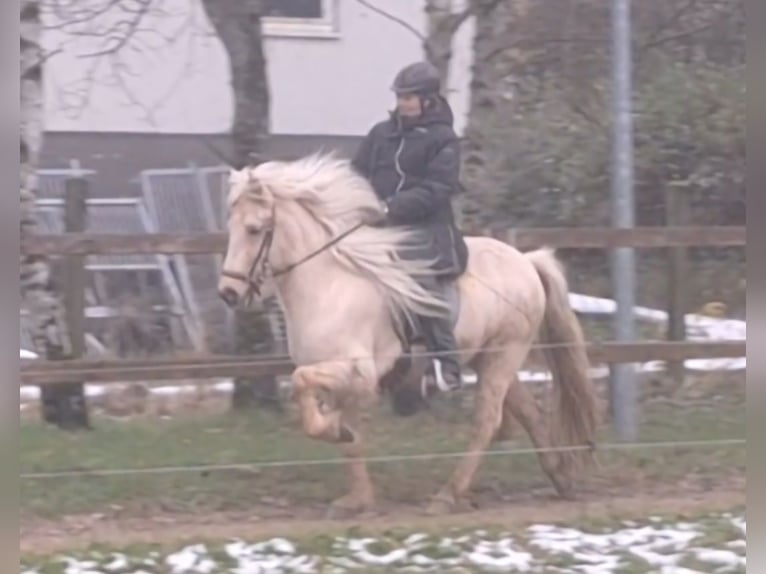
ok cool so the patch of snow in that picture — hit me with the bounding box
[103,554,129,571]
[628,545,682,567]
[62,557,102,574]
[692,547,745,568]
[165,544,216,574]
[21,513,745,574]
[463,538,533,572]
[730,516,746,535]
[658,567,707,574]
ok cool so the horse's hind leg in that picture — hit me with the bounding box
[501,378,574,499]
[425,347,519,515]
[493,374,523,443]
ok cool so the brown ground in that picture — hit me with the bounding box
[20,483,745,556]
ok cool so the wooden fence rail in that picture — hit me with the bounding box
[20,193,746,389]
[21,226,746,256]
[20,341,745,385]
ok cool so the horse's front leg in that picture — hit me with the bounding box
[291,360,377,516]
[292,360,357,442]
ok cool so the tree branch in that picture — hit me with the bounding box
[352,0,426,42]
[638,13,726,53]
[40,0,122,30]
[636,0,700,52]
[42,0,207,126]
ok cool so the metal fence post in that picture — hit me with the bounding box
[609,0,639,441]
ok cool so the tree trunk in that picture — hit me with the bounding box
[20,0,90,430]
[458,0,522,233]
[423,0,479,88]
[200,0,281,412]
[424,0,458,83]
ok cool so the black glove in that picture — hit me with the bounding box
[365,201,389,226]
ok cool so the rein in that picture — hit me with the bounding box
[221,221,365,297]
[272,221,365,278]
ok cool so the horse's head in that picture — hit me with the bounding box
[218,167,277,308]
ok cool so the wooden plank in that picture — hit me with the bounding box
[21,232,227,256]
[20,226,746,256]
[19,341,745,385]
[504,226,746,249]
[665,181,691,383]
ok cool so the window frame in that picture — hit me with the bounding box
[262,0,340,39]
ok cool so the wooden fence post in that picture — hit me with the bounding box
[665,180,691,385]
[38,177,91,430]
[63,178,88,359]
[60,177,90,428]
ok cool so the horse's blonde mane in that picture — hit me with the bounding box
[242,151,450,326]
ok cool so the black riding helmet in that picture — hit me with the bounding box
[391,61,441,96]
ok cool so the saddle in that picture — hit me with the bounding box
[397,280,461,349]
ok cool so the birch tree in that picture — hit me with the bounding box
[354,0,483,86]
[21,0,90,430]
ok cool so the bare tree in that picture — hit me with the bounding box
[40,0,205,126]
[424,0,505,85]
[456,0,532,233]
[353,0,483,86]
[38,0,282,411]
[21,0,90,430]
[200,0,281,412]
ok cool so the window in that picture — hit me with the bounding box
[263,0,339,38]
[264,0,323,19]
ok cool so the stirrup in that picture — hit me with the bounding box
[420,358,461,397]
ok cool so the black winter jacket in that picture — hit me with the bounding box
[351,97,469,277]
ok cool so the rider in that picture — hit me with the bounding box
[351,60,469,392]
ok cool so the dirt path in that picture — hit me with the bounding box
[20,485,745,556]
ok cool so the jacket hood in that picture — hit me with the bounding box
[419,95,454,127]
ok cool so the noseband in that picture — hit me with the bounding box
[220,221,364,301]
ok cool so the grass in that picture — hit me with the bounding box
[20,377,745,521]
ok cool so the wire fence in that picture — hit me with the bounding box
[20,437,746,480]
[19,339,746,383]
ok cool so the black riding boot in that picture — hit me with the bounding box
[419,313,462,392]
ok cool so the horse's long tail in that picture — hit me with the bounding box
[527,247,600,472]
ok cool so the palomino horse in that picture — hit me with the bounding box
[217,152,599,516]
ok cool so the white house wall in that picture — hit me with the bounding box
[42,0,475,136]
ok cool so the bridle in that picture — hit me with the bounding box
[220,226,275,299]
[220,219,365,301]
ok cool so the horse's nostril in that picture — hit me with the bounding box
[219,287,239,308]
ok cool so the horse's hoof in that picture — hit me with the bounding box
[325,496,374,520]
[552,478,577,501]
[338,424,355,443]
[425,495,456,516]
